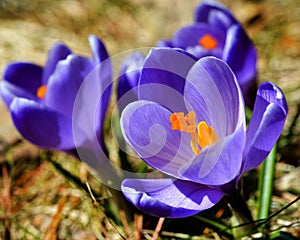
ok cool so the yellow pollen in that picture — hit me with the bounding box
[170,111,219,155]
[36,85,47,99]
[198,34,218,50]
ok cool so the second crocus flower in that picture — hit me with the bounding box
[0,35,112,154]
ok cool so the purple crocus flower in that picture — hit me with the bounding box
[0,35,112,153]
[157,0,257,108]
[120,48,287,218]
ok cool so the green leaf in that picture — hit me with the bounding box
[257,144,277,231]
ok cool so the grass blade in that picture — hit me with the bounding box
[257,144,277,229]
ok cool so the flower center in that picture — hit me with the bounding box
[170,111,219,155]
[36,85,47,99]
[198,34,218,50]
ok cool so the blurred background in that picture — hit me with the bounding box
[0,0,299,239]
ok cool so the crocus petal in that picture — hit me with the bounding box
[2,62,42,95]
[241,82,288,173]
[139,48,196,112]
[121,100,196,178]
[184,56,245,138]
[173,24,225,52]
[0,81,38,107]
[88,35,113,124]
[71,59,113,147]
[10,98,75,150]
[118,52,145,98]
[88,35,110,65]
[178,122,245,185]
[222,25,257,107]
[42,43,72,84]
[122,178,225,218]
[203,8,235,34]
[117,52,145,112]
[45,55,94,116]
[194,1,237,28]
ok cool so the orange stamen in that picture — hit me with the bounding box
[198,121,219,149]
[36,85,47,99]
[170,111,197,133]
[198,34,218,50]
[170,111,219,155]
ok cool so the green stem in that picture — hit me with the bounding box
[257,144,277,230]
[228,190,255,238]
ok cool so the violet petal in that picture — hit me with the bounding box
[0,81,38,107]
[184,56,245,138]
[122,178,225,218]
[173,23,225,51]
[88,35,110,65]
[121,100,195,178]
[139,48,196,112]
[194,0,237,28]
[242,82,288,173]
[117,52,145,112]
[2,62,42,96]
[42,43,72,84]
[178,123,245,185]
[10,98,74,150]
[45,55,94,116]
[222,25,257,106]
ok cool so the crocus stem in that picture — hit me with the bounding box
[257,144,277,229]
[228,190,254,238]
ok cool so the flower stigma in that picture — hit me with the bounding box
[36,85,47,99]
[170,111,219,155]
[198,34,218,50]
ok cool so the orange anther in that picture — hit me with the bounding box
[198,121,219,149]
[170,111,219,155]
[36,85,47,99]
[170,111,196,132]
[198,34,218,50]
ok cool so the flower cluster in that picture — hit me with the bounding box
[1,0,288,224]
